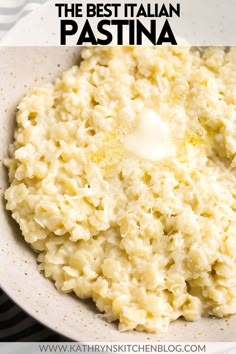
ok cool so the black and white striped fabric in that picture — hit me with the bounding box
[0,0,48,40]
[0,288,68,342]
[0,0,68,343]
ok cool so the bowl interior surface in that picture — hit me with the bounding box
[0,46,236,343]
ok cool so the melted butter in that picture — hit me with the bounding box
[124,109,176,161]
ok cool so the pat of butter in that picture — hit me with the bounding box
[124,109,176,161]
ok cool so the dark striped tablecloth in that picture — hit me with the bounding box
[0,288,68,342]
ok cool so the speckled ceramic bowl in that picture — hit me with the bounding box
[0,46,235,345]
[0,8,236,344]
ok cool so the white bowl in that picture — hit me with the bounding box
[1,4,236,342]
[1,46,236,344]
